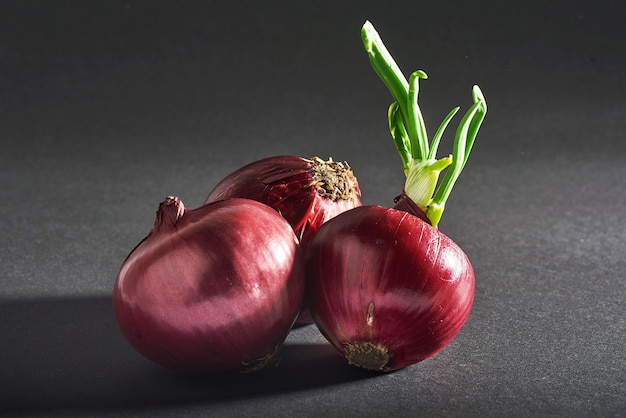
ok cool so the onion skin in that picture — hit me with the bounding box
[205,155,361,250]
[306,199,474,372]
[113,197,305,373]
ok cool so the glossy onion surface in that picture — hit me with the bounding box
[113,197,305,373]
[205,155,361,250]
[306,204,474,371]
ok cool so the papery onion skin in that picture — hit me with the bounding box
[306,200,474,372]
[113,197,305,373]
[205,155,361,250]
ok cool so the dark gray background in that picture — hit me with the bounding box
[1,0,624,416]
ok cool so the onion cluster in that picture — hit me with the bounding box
[113,20,486,374]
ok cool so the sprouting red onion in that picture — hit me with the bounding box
[205,155,361,250]
[305,196,474,371]
[305,22,487,371]
[205,155,362,324]
[113,197,305,373]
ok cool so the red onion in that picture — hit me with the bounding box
[306,197,474,371]
[205,155,361,324]
[304,22,488,371]
[113,197,305,373]
[205,155,361,250]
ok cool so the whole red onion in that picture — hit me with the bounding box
[205,155,361,250]
[205,155,362,325]
[303,22,487,371]
[306,197,474,371]
[113,197,305,373]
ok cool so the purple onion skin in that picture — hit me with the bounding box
[205,155,361,250]
[113,197,305,373]
[306,199,475,372]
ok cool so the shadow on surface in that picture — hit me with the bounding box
[0,297,375,414]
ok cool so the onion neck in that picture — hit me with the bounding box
[393,193,431,225]
[402,157,452,216]
[154,196,186,231]
[361,21,487,228]
[310,156,360,205]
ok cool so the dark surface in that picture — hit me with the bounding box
[1,1,625,416]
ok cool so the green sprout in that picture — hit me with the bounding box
[362,20,487,227]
